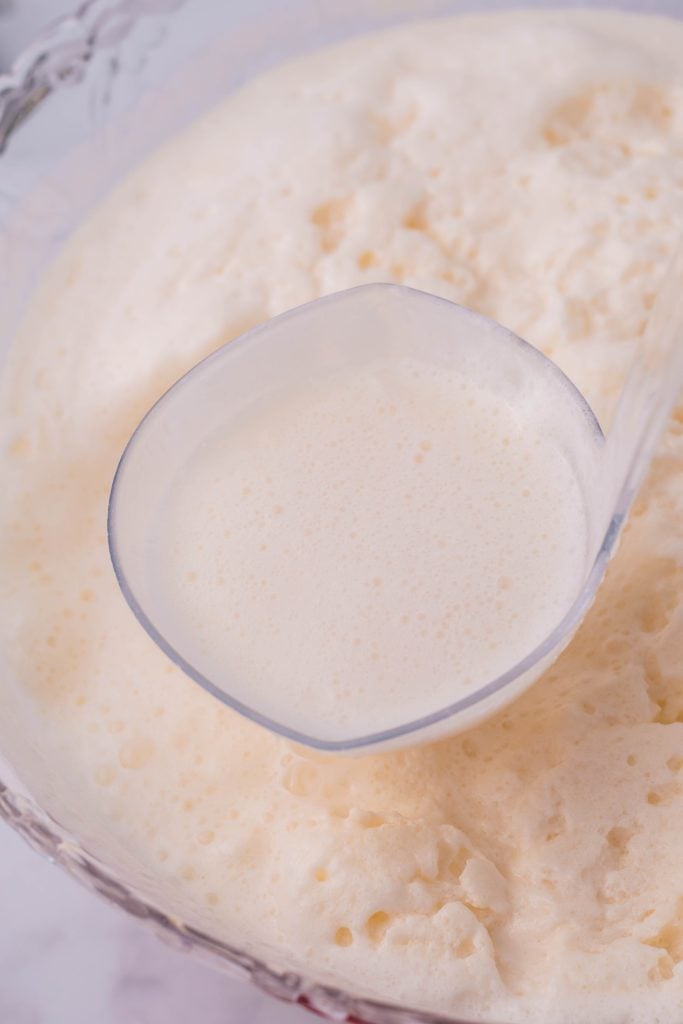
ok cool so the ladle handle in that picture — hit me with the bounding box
[602,241,683,526]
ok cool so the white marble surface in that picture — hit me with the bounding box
[0,0,90,67]
[0,0,61,67]
[0,817,311,1024]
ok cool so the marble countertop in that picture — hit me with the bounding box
[0,818,311,1024]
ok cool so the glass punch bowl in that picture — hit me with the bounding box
[0,0,679,1021]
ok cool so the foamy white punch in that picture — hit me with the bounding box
[7,12,683,1015]
[109,284,604,750]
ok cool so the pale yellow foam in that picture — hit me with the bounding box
[1,8,683,1023]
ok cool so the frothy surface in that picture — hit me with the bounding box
[152,358,587,740]
[1,8,683,1023]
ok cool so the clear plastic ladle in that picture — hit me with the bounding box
[108,247,683,755]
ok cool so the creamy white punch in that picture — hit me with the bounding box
[1,8,683,1024]
[149,356,589,740]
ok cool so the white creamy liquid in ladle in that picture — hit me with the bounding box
[150,354,589,740]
